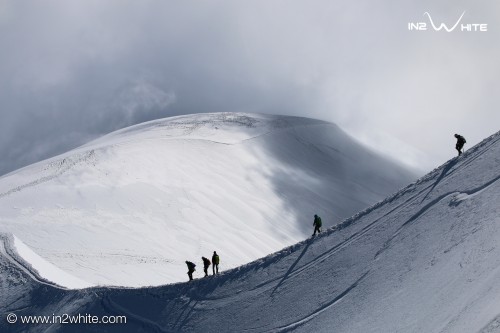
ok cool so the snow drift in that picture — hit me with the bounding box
[0,113,414,286]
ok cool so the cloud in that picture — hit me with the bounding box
[0,0,499,175]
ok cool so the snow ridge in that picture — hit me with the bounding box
[0,113,415,287]
[2,116,499,332]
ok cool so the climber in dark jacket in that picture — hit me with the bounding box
[312,214,322,236]
[212,251,220,275]
[186,261,196,281]
[455,134,466,156]
[202,256,211,277]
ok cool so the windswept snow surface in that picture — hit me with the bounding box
[1,129,499,333]
[0,113,415,287]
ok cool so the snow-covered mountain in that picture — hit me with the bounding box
[1,128,499,333]
[0,113,415,287]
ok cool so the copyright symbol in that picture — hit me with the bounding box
[7,313,17,324]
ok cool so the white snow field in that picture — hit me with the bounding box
[0,127,499,333]
[0,113,415,287]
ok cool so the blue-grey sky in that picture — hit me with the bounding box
[1,0,499,176]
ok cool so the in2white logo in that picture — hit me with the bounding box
[408,11,487,32]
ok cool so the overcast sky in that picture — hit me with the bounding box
[0,0,498,176]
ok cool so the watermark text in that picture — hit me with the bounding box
[408,11,487,32]
[6,312,127,325]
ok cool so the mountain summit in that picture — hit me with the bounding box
[0,113,415,286]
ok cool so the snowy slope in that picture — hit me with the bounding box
[1,130,499,333]
[0,113,414,287]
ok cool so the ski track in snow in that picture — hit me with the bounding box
[0,150,96,199]
[267,271,371,333]
[375,173,500,259]
[450,175,500,205]
[101,296,174,333]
